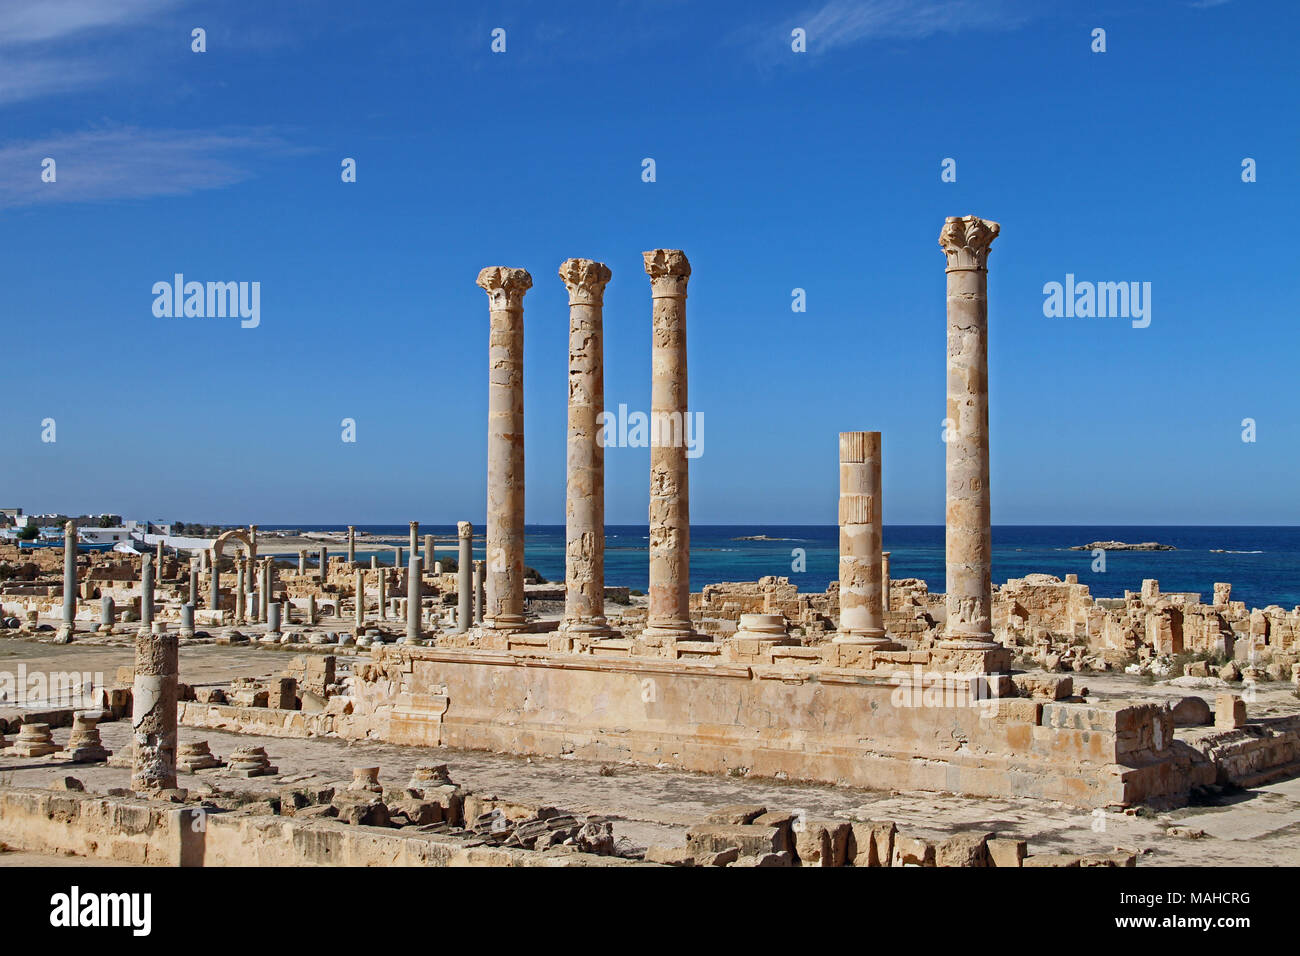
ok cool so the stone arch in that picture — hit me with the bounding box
[212,528,254,562]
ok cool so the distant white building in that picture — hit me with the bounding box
[78,527,134,545]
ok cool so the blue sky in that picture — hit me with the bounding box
[1,0,1296,526]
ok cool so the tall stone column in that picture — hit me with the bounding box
[61,520,77,627]
[477,266,531,632]
[457,521,473,633]
[407,554,422,643]
[319,547,329,582]
[347,525,356,564]
[378,567,387,620]
[156,538,164,568]
[472,560,484,624]
[131,627,178,792]
[354,569,365,629]
[424,533,435,570]
[208,549,220,611]
[643,249,695,641]
[298,550,306,575]
[409,521,419,558]
[558,258,612,637]
[248,524,259,573]
[235,563,247,623]
[939,215,1000,649]
[188,563,199,608]
[140,554,154,631]
[259,561,270,623]
[394,546,402,567]
[834,432,889,646]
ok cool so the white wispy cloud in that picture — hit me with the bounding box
[0,0,182,47]
[741,0,1032,54]
[0,0,184,106]
[0,127,297,208]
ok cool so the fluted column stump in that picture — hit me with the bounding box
[834,432,894,647]
[131,627,178,792]
[558,258,613,637]
[643,249,696,642]
[478,266,531,632]
[938,215,1009,670]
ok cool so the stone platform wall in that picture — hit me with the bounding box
[346,644,1209,808]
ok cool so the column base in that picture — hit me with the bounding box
[486,615,529,634]
[642,622,698,643]
[833,629,897,649]
[558,620,614,639]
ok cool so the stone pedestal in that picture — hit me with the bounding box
[834,431,891,647]
[60,711,111,763]
[939,215,1000,652]
[643,249,695,641]
[131,628,178,791]
[457,521,473,633]
[558,258,613,637]
[177,740,222,772]
[12,723,58,758]
[478,266,532,632]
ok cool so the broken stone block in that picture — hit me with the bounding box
[891,835,936,867]
[686,823,783,859]
[1022,853,1082,867]
[936,832,991,867]
[849,820,896,867]
[704,804,767,825]
[1012,674,1073,700]
[752,810,796,855]
[1170,696,1212,727]
[987,837,1027,868]
[645,845,695,867]
[1215,693,1246,729]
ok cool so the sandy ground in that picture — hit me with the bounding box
[2,636,1300,866]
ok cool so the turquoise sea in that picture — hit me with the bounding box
[269,525,1300,612]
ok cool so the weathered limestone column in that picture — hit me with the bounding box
[131,627,178,791]
[378,568,387,620]
[61,520,77,627]
[347,526,356,564]
[298,550,306,575]
[259,561,271,623]
[155,538,164,568]
[472,560,484,624]
[180,603,194,639]
[319,547,329,583]
[188,562,199,608]
[394,546,403,567]
[407,554,422,643]
[268,602,281,635]
[235,563,247,623]
[643,249,695,641]
[478,266,531,632]
[834,432,888,646]
[409,521,419,557]
[457,521,473,633]
[424,533,435,570]
[248,524,259,572]
[140,554,154,631]
[101,595,115,628]
[939,215,1000,649]
[558,258,613,637]
[208,550,220,610]
[354,569,365,629]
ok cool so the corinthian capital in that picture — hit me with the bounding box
[476,266,533,310]
[642,249,691,297]
[558,258,612,306]
[938,216,1000,271]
